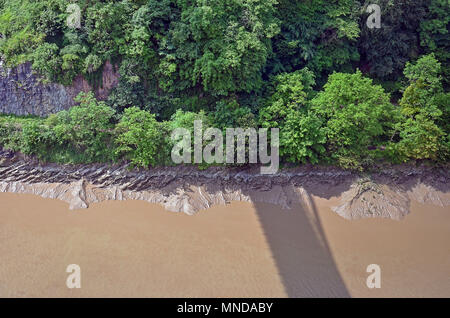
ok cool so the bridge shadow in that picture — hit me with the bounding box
[250,190,350,297]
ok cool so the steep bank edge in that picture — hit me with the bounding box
[0,153,449,219]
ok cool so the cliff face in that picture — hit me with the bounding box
[0,61,119,117]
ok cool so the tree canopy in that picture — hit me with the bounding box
[0,0,448,169]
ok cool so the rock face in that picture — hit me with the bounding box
[0,61,119,117]
[0,152,449,219]
[0,62,73,116]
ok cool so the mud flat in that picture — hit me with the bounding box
[0,193,449,297]
[0,154,449,219]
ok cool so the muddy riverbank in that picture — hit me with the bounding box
[0,152,449,219]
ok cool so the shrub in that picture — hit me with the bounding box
[394,115,444,161]
[115,107,167,168]
[312,71,398,169]
[21,121,56,159]
[395,54,449,161]
[212,99,257,130]
[0,121,22,152]
[259,68,326,164]
[281,109,326,164]
[46,92,116,163]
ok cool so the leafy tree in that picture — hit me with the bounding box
[259,68,316,129]
[169,109,211,133]
[168,109,212,164]
[21,121,56,159]
[395,115,444,161]
[115,107,167,168]
[358,0,428,80]
[108,0,280,117]
[395,54,449,161]
[46,92,116,163]
[268,0,360,82]
[312,70,397,169]
[212,99,257,131]
[419,0,450,88]
[404,53,443,90]
[259,68,326,163]
[0,0,45,65]
[171,0,280,95]
[281,109,326,164]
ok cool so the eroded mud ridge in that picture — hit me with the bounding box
[0,152,449,219]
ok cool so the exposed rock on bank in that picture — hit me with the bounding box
[0,153,448,219]
[0,61,119,117]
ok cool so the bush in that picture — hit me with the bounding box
[259,68,316,130]
[115,107,168,168]
[21,121,56,159]
[46,92,116,163]
[0,121,22,152]
[169,109,211,133]
[31,43,61,83]
[395,54,449,161]
[259,68,326,164]
[212,99,257,130]
[0,115,45,153]
[394,115,444,161]
[281,109,326,164]
[168,109,213,165]
[312,71,398,169]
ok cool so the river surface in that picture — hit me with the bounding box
[1,193,449,297]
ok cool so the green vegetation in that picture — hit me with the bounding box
[2,93,116,163]
[115,107,168,167]
[311,71,397,169]
[394,54,449,162]
[0,1,448,170]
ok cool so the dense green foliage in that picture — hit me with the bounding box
[115,107,168,167]
[394,54,449,161]
[0,1,448,170]
[259,68,326,164]
[1,93,116,163]
[312,71,397,169]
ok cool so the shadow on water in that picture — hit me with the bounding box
[250,192,350,297]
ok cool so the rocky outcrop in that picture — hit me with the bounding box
[0,152,449,219]
[0,60,119,117]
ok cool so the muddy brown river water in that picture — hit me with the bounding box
[1,192,449,297]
